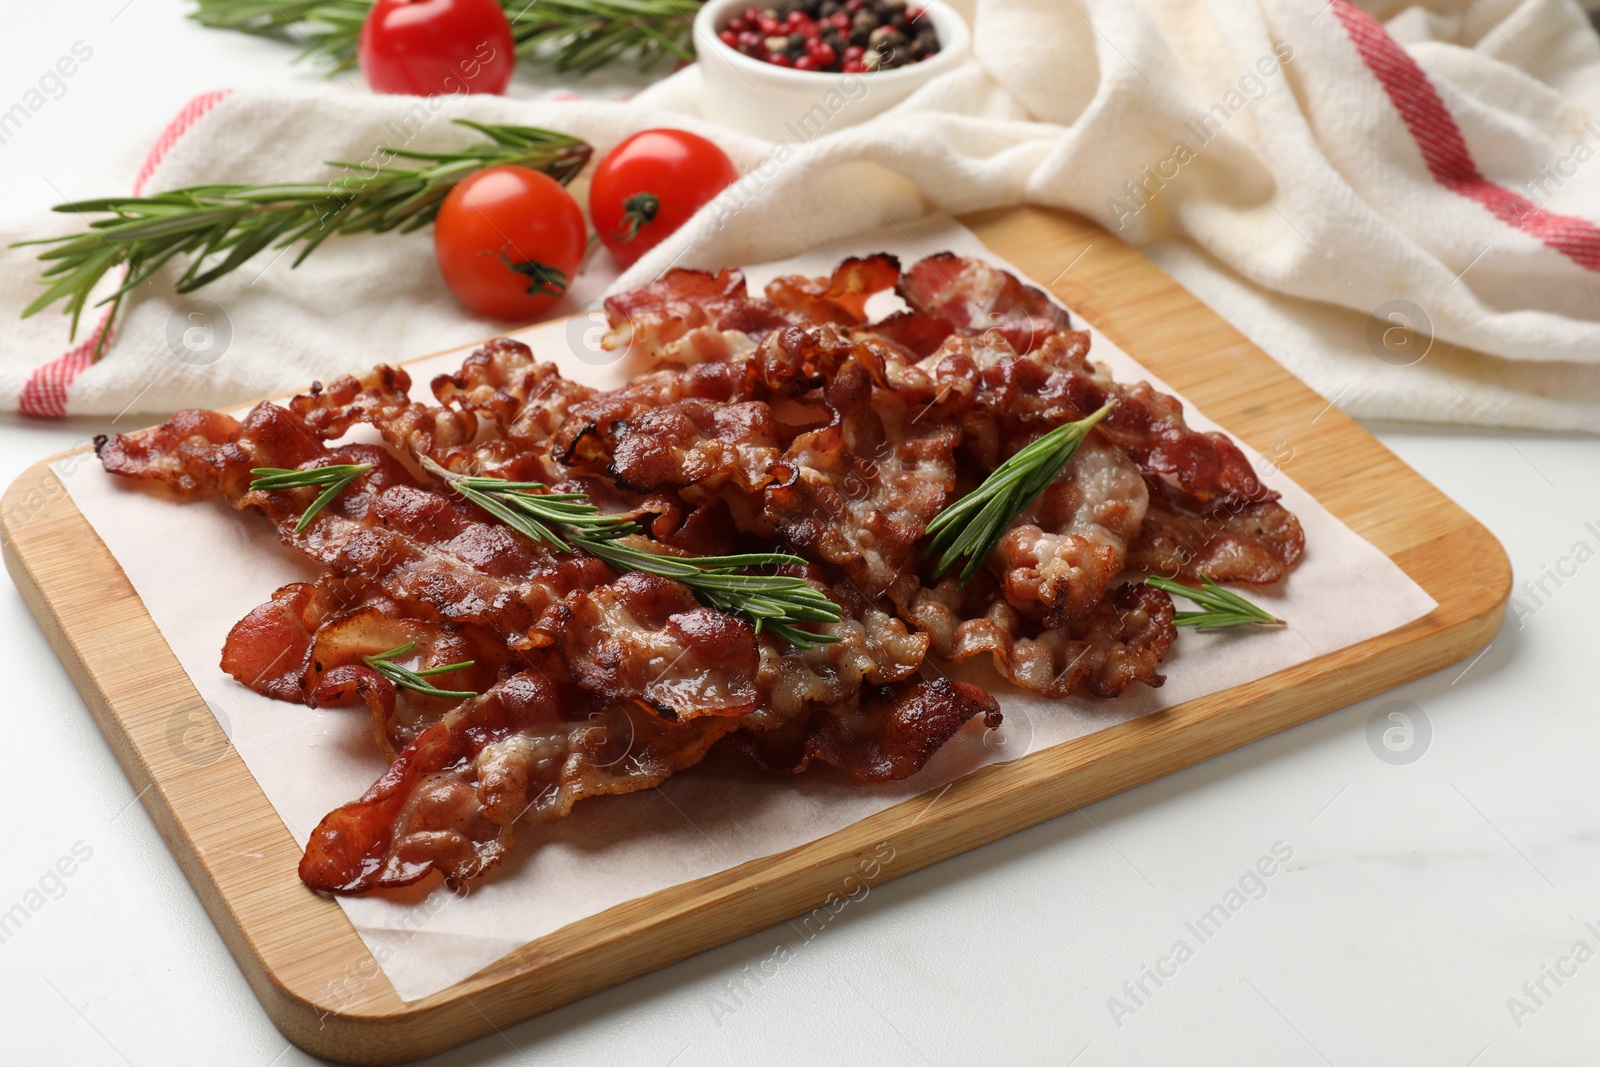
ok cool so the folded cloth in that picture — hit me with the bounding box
[3,0,1598,430]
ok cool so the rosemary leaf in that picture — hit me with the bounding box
[421,458,842,648]
[249,462,372,533]
[923,401,1116,585]
[1146,574,1283,630]
[364,641,478,699]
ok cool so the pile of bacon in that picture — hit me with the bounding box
[96,252,1302,896]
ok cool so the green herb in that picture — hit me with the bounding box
[188,0,369,70]
[362,641,478,699]
[421,458,842,648]
[922,401,1116,585]
[573,529,845,649]
[249,462,373,533]
[15,121,590,358]
[190,0,701,77]
[511,0,700,74]
[1146,574,1283,630]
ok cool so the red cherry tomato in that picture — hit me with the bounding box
[358,0,515,97]
[589,130,739,268]
[433,165,587,320]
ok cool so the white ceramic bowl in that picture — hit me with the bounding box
[693,0,969,141]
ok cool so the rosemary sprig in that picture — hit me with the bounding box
[190,0,369,70]
[1146,575,1284,630]
[15,120,591,358]
[923,401,1117,585]
[191,0,700,76]
[249,462,373,533]
[363,641,478,699]
[512,0,700,75]
[421,458,842,648]
[576,528,845,648]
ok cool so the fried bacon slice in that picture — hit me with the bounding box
[907,579,1176,699]
[726,678,1001,782]
[991,435,1150,623]
[221,577,400,703]
[222,576,520,754]
[764,253,900,325]
[602,255,903,365]
[602,267,785,362]
[554,572,761,721]
[902,312,1303,581]
[554,357,764,468]
[97,404,633,654]
[762,358,959,609]
[754,578,930,719]
[876,251,1074,357]
[605,397,783,494]
[99,249,1305,895]
[299,670,740,893]
[1127,493,1305,584]
[289,359,556,481]
[94,407,243,494]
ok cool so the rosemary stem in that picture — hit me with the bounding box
[15,121,591,360]
[419,457,842,647]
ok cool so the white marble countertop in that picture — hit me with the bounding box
[4,4,1596,1066]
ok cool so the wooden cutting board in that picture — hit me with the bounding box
[1,206,1509,1065]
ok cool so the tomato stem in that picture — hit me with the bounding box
[614,192,660,243]
[495,249,570,299]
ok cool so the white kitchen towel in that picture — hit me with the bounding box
[3,0,1597,428]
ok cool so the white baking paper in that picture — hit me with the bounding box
[53,216,1436,1002]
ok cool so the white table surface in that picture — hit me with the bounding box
[4,4,1597,1066]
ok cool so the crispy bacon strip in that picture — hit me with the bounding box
[602,267,785,360]
[764,253,900,325]
[875,252,1073,357]
[1127,494,1305,584]
[430,338,596,443]
[726,677,1001,782]
[555,357,762,468]
[304,608,513,755]
[991,435,1150,623]
[762,357,958,608]
[555,572,760,721]
[606,398,783,494]
[222,577,516,755]
[902,310,1302,581]
[221,577,399,702]
[283,351,583,485]
[908,580,1176,699]
[299,671,739,893]
[754,578,930,720]
[94,408,243,494]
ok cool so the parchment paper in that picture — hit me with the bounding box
[54,216,1436,1002]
